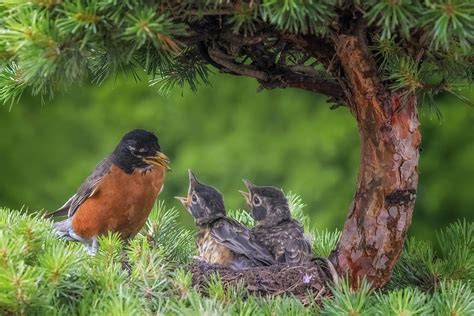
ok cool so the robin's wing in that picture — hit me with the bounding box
[45,156,113,218]
[284,235,313,265]
[210,218,276,266]
[44,195,74,218]
[66,157,113,217]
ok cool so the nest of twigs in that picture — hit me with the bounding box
[189,258,338,303]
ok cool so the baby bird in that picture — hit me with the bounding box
[176,171,276,269]
[240,180,313,265]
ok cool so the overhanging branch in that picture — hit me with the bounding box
[279,33,337,70]
[208,48,269,81]
[182,17,347,103]
[207,46,345,102]
[261,71,344,102]
[219,31,273,46]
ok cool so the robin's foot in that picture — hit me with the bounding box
[85,237,98,256]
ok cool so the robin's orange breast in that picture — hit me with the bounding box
[72,164,165,240]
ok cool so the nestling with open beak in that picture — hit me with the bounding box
[240,180,313,265]
[45,129,170,255]
[176,171,276,269]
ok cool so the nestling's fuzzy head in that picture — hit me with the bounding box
[240,180,291,227]
[176,170,226,226]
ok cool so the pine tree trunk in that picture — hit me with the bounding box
[329,33,421,288]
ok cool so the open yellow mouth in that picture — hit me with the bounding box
[175,196,189,208]
[144,152,171,170]
[239,190,251,204]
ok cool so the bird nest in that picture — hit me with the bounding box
[189,258,338,303]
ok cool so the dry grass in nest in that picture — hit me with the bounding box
[189,258,338,303]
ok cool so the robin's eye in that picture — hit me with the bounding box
[191,194,198,204]
[253,196,261,206]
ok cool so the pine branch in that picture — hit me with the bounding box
[0,1,472,110]
[207,46,344,101]
[261,69,344,101]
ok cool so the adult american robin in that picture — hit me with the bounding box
[240,180,313,265]
[175,170,276,269]
[45,129,170,255]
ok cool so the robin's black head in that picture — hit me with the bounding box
[112,129,170,173]
[240,180,291,227]
[175,170,226,226]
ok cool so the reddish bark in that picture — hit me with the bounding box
[330,33,421,288]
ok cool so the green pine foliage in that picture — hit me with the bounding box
[1,199,473,315]
[321,277,373,315]
[261,0,336,35]
[389,219,474,292]
[373,287,433,315]
[0,1,472,106]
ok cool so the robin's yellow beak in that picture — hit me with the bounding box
[175,196,189,208]
[144,152,171,171]
[239,190,251,205]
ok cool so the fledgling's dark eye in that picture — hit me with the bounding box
[191,193,198,204]
[253,195,261,206]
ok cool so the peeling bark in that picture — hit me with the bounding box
[330,33,421,288]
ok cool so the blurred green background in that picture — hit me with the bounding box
[0,75,472,240]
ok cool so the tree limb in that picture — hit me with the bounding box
[207,48,269,81]
[219,31,274,46]
[279,33,337,70]
[207,47,344,101]
[262,70,345,102]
